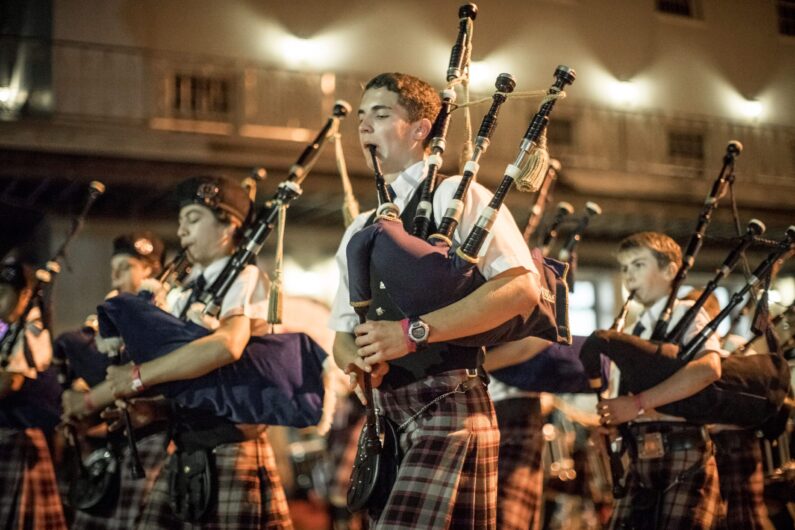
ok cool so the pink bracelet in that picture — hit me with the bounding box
[131,365,145,393]
[633,393,646,417]
[400,318,417,353]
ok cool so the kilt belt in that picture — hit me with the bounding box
[608,422,720,530]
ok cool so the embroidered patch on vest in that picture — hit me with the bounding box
[541,287,556,304]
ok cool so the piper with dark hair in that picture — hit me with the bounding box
[329,53,575,526]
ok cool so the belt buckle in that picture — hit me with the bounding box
[638,432,665,460]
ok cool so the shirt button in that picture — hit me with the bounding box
[376,307,385,316]
[379,281,386,290]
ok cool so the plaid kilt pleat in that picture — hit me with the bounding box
[0,428,67,530]
[372,370,499,530]
[609,424,720,530]
[494,397,544,530]
[71,431,169,530]
[713,431,774,530]
[136,430,293,529]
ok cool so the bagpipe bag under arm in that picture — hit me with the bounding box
[97,293,327,427]
[579,329,790,427]
[489,335,610,393]
[346,217,568,347]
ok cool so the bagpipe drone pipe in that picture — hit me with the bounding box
[347,66,576,348]
[93,103,354,428]
[650,140,743,341]
[580,226,795,428]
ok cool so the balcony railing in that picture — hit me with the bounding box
[2,37,793,197]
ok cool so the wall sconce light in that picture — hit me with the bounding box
[610,80,638,107]
[740,99,762,120]
[468,61,499,91]
[279,36,331,68]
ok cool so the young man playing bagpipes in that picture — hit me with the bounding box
[0,257,67,529]
[64,177,293,529]
[58,231,173,530]
[598,232,724,530]
[329,72,542,530]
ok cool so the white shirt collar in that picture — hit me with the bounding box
[389,160,426,202]
[190,256,231,286]
[639,296,669,330]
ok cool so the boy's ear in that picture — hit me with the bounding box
[414,117,432,142]
[663,260,678,281]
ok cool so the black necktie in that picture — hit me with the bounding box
[179,275,206,320]
[386,184,396,201]
[619,320,645,397]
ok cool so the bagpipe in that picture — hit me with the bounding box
[347,65,576,349]
[349,4,483,515]
[580,225,795,429]
[95,102,355,428]
[650,140,743,341]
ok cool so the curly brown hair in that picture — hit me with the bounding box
[364,73,440,147]
[618,231,682,270]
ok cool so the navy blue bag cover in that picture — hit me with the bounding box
[490,335,610,393]
[96,293,327,427]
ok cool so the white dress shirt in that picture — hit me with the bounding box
[167,257,270,324]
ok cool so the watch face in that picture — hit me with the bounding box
[409,321,428,342]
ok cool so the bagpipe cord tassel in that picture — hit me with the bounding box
[267,204,287,326]
[515,127,550,193]
[457,22,474,174]
[334,131,360,227]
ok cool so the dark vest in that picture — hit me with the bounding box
[364,184,482,389]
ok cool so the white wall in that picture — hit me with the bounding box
[53,0,795,126]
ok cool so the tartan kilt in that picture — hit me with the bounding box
[0,428,67,530]
[136,430,293,529]
[372,369,499,530]
[494,396,544,530]
[609,423,720,530]
[71,431,170,530]
[712,430,774,530]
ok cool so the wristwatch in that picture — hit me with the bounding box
[407,317,430,348]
